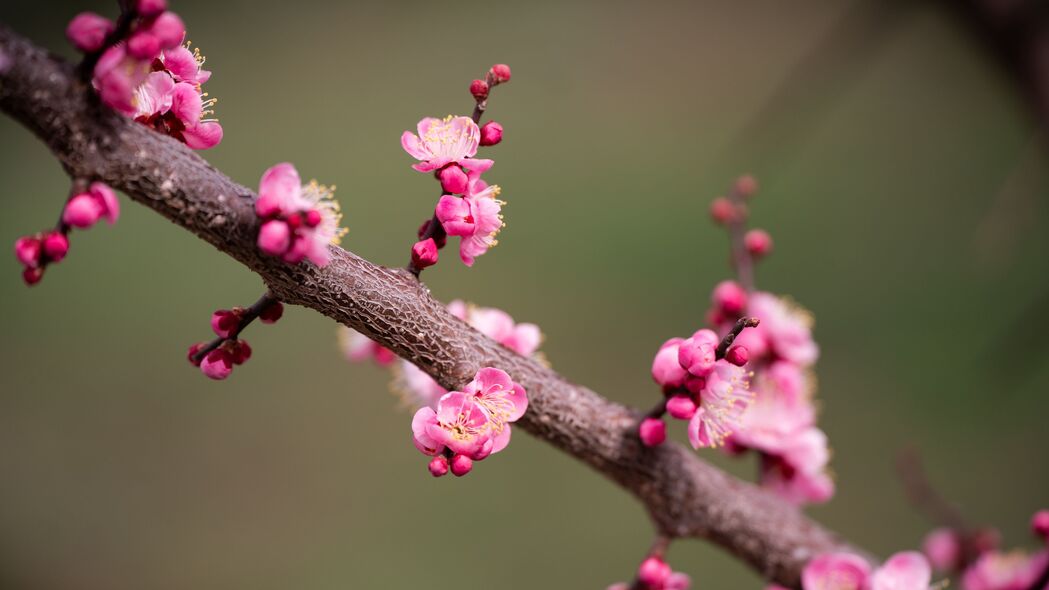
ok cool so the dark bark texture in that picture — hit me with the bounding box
[0,24,866,587]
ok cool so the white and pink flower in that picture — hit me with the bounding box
[401,115,492,173]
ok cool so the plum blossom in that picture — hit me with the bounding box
[923,528,962,572]
[743,291,819,367]
[435,161,505,266]
[338,327,395,366]
[687,359,754,449]
[961,549,1049,590]
[410,367,528,477]
[401,115,492,173]
[254,163,346,267]
[802,552,938,590]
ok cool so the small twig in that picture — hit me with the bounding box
[726,182,755,291]
[716,317,760,359]
[191,291,279,363]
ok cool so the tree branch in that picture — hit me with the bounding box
[0,24,867,587]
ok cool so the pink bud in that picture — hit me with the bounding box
[304,209,322,227]
[22,266,44,286]
[651,341,687,388]
[259,301,284,324]
[666,394,697,420]
[972,528,1001,554]
[89,182,120,224]
[42,232,69,263]
[210,309,241,338]
[479,121,503,147]
[922,528,961,571]
[684,376,707,395]
[745,229,773,257]
[136,0,168,18]
[735,174,758,199]
[127,31,161,60]
[148,11,185,49]
[63,193,104,228]
[709,197,736,225]
[231,340,252,365]
[725,346,749,367]
[469,79,489,101]
[450,454,473,477]
[490,63,511,84]
[428,456,449,477]
[639,417,666,447]
[258,220,291,255]
[439,165,469,194]
[712,280,747,316]
[638,557,671,587]
[14,236,42,267]
[678,339,716,376]
[187,342,207,367]
[66,12,115,53]
[1032,510,1049,541]
[411,238,439,269]
[200,349,233,380]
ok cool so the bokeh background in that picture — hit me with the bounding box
[2,1,1048,588]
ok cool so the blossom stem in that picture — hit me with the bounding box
[191,291,279,363]
[726,182,755,291]
[715,317,760,360]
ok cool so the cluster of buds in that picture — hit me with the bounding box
[911,509,1049,590]
[411,367,528,478]
[607,556,691,590]
[67,0,222,149]
[187,297,284,380]
[709,175,773,259]
[401,64,512,272]
[643,322,756,450]
[254,163,346,267]
[13,181,119,286]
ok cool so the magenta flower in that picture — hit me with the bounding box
[412,391,493,459]
[401,115,491,173]
[160,44,211,85]
[435,174,504,266]
[254,163,346,267]
[687,359,754,449]
[464,367,528,452]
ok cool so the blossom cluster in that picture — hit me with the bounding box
[67,0,222,149]
[644,327,755,450]
[255,163,346,267]
[401,64,511,270]
[187,299,284,380]
[607,556,691,590]
[916,509,1049,590]
[341,300,540,475]
[779,551,940,590]
[13,181,119,286]
[411,367,528,477]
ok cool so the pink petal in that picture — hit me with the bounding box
[870,552,931,590]
[90,182,120,224]
[435,195,474,236]
[161,46,198,82]
[802,553,871,590]
[400,130,430,161]
[182,121,223,150]
[258,162,301,214]
[411,407,443,455]
[170,81,203,124]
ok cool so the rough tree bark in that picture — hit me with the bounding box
[0,24,866,587]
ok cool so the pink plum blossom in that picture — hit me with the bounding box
[401,115,492,173]
[254,163,346,267]
[338,327,396,366]
[802,552,871,590]
[961,549,1049,590]
[869,552,933,590]
[435,165,504,266]
[159,44,211,85]
[687,359,755,449]
[412,391,493,459]
[923,528,962,572]
[759,426,835,505]
[746,292,819,366]
[463,367,528,453]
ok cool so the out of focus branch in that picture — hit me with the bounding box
[0,24,868,588]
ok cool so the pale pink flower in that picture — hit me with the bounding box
[802,552,871,590]
[687,359,754,449]
[760,427,835,505]
[962,549,1049,590]
[401,115,491,173]
[338,326,395,366]
[731,371,816,455]
[255,163,346,267]
[463,367,528,454]
[923,528,962,572]
[747,292,819,366]
[412,391,493,459]
[869,552,933,590]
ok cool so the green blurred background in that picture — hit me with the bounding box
[2,1,1047,588]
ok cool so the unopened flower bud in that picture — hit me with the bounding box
[712,280,747,316]
[258,220,291,255]
[136,0,168,18]
[922,528,961,571]
[187,342,207,367]
[210,309,241,338]
[66,12,115,53]
[1032,510,1049,541]
[439,165,469,194]
[127,31,161,60]
[259,301,284,324]
[745,229,773,257]
[638,557,671,587]
[304,209,322,227]
[148,12,185,50]
[479,121,503,146]
[489,63,511,84]
[428,455,449,477]
[469,79,489,101]
[639,417,666,447]
[411,238,439,269]
[666,394,697,420]
[14,236,42,267]
[22,266,44,286]
[678,338,716,376]
[231,340,252,365]
[709,197,736,225]
[200,349,233,380]
[450,454,473,477]
[63,193,104,228]
[42,232,69,262]
[725,346,749,367]
[735,174,758,199]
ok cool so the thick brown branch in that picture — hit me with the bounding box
[0,25,867,587]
